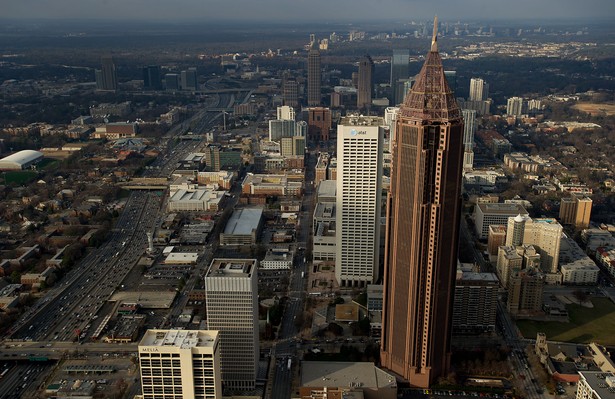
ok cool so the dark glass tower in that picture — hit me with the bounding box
[307,44,321,106]
[381,18,464,388]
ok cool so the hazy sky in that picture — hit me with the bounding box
[3,0,615,22]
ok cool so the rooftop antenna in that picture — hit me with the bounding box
[431,15,438,52]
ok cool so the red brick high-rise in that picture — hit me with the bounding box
[381,17,464,388]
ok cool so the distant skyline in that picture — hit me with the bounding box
[3,0,615,23]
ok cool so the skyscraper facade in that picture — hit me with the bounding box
[204,259,258,390]
[390,49,410,106]
[138,329,222,399]
[181,68,198,91]
[307,107,331,143]
[469,78,489,101]
[307,46,322,106]
[357,55,374,110]
[95,56,117,91]
[335,115,384,288]
[461,109,476,171]
[560,195,592,230]
[143,65,162,90]
[381,23,464,388]
[506,97,524,116]
[283,77,299,108]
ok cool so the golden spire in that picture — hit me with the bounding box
[431,15,438,52]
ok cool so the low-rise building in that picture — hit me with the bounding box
[475,203,528,240]
[260,248,294,270]
[576,371,615,399]
[220,208,263,246]
[168,189,225,212]
[300,362,397,399]
[559,234,599,285]
[241,173,303,196]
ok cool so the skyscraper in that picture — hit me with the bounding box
[469,78,489,101]
[138,329,222,399]
[357,54,374,110]
[506,97,524,116]
[390,49,410,105]
[143,65,162,90]
[462,109,476,171]
[307,45,322,106]
[95,56,117,91]
[181,68,198,91]
[282,77,299,108]
[204,259,258,390]
[336,115,384,287]
[381,19,464,388]
[307,107,331,143]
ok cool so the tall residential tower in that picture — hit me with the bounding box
[381,19,465,388]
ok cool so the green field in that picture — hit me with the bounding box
[2,170,38,185]
[517,297,615,345]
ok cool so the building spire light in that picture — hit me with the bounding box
[431,15,438,52]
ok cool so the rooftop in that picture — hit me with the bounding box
[139,329,218,350]
[207,258,256,277]
[477,202,528,215]
[223,207,263,235]
[579,371,615,398]
[301,362,396,390]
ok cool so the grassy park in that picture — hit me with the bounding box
[517,297,615,345]
[2,170,38,185]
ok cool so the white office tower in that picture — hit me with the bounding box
[276,105,295,121]
[268,119,296,142]
[507,97,524,116]
[384,107,400,154]
[204,259,258,390]
[462,109,476,171]
[469,78,489,101]
[506,216,563,274]
[139,329,222,399]
[335,116,384,288]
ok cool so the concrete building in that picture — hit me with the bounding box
[506,216,563,274]
[313,202,336,261]
[559,234,599,285]
[300,362,397,399]
[241,174,303,196]
[95,56,117,91]
[168,189,225,212]
[181,68,198,91]
[474,203,528,240]
[307,45,321,106]
[269,119,297,142]
[138,329,222,399]
[0,150,44,170]
[453,267,499,334]
[576,371,615,399]
[560,195,593,230]
[204,144,242,172]
[504,152,539,173]
[307,107,332,143]
[487,225,507,256]
[280,136,306,157]
[469,78,489,101]
[277,105,295,121]
[506,97,524,116]
[260,248,294,270]
[143,65,162,90]
[357,54,374,109]
[507,268,544,317]
[204,259,258,390]
[462,109,476,171]
[336,115,384,287]
[381,25,465,388]
[219,208,263,246]
[497,245,524,288]
[390,49,409,106]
